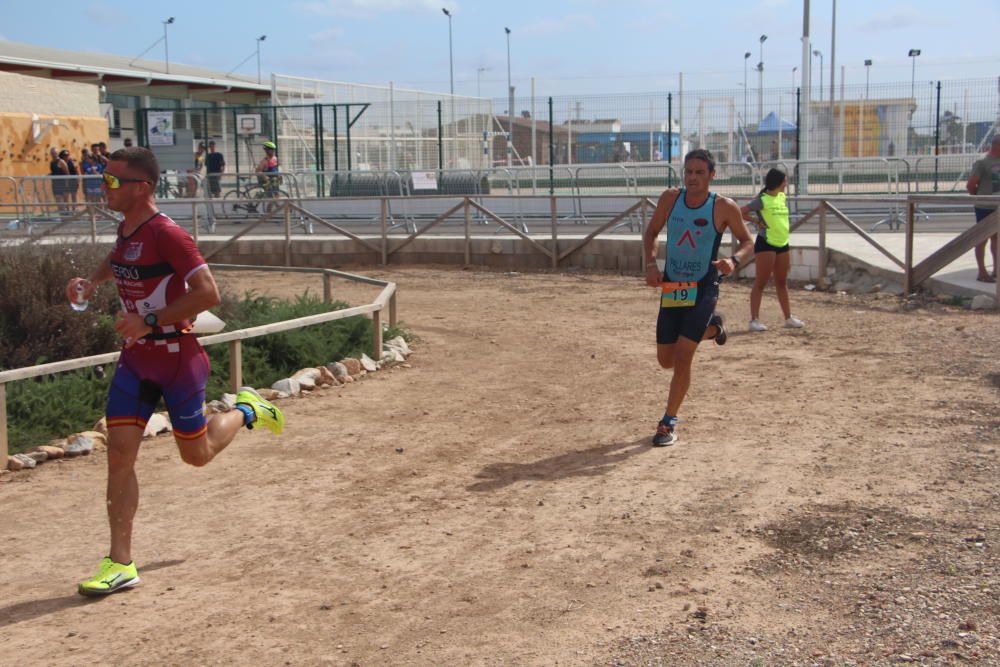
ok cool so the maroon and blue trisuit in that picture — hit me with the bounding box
[105,212,210,441]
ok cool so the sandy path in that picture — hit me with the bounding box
[1,267,997,666]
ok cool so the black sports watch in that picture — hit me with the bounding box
[143,312,159,328]
[729,255,742,268]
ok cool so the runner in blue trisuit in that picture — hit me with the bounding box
[642,149,754,446]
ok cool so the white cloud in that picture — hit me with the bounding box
[294,0,451,18]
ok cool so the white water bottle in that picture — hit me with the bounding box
[71,283,89,312]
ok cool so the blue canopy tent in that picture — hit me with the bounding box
[757,111,796,133]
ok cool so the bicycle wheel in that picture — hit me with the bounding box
[263,189,291,217]
[220,189,249,221]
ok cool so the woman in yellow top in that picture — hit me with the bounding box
[740,168,805,331]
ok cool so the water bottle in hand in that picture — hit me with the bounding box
[71,283,89,312]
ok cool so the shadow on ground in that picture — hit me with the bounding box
[0,559,185,628]
[467,438,651,492]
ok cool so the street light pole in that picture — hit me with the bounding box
[505,27,513,115]
[256,35,267,84]
[163,17,174,74]
[792,66,798,90]
[477,65,491,99]
[812,49,823,103]
[908,48,921,100]
[505,27,513,167]
[864,59,872,100]
[442,8,454,96]
[743,51,751,125]
[759,34,767,124]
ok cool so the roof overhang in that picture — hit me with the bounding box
[0,54,272,104]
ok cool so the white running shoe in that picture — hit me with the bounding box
[784,315,805,329]
[748,319,768,332]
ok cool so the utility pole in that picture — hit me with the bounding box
[828,0,836,161]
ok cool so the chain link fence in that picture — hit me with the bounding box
[127,75,996,195]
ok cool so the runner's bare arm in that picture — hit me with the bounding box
[712,197,754,276]
[115,268,221,347]
[643,189,679,286]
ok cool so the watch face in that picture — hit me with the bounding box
[144,313,157,327]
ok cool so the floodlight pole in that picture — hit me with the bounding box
[256,35,267,84]
[743,52,751,125]
[758,34,767,124]
[800,0,811,192]
[442,8,454,95]
[163,17,174,74]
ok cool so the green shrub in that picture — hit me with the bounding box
[0,243,119,369]
[203,291,374,398]
[2,248,399,453]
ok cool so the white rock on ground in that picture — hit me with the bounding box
[11,454,36,469]
[25,450,48,463]
[64,434,95,456]
[970,294,995,311]
[293,368,321,381]
[143,413,172,438]
[386,336,411,356]
[327,362,349,380]
[271,377,302,396]
[360,353,378,372]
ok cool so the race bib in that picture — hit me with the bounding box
[661,281,698,308]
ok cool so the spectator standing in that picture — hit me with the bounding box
[966,135,1000,282]
[205,141,225,198]
[80,149,104,203]
[186,143,207,197]
[740,168,805,331]
[61,149,80,205]
[49,148,68,210]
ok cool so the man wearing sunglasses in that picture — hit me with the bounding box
[65,147,285,597]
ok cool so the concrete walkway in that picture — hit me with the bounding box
[796,232,998,298]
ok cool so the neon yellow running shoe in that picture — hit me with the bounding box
[78,557,140,597]
[235,387,285,435]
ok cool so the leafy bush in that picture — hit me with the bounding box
[2,247,396,454]
[203,291,374,399]
[0,244,119,369]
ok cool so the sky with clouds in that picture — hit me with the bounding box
[0,0,997,98]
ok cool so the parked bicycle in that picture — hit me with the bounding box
[216,175,290,220]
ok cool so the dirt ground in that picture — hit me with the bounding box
[1,266,997,667]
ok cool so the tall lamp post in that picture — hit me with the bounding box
[864,59,872,100]
[442,8,454,95]
[163,17,175,74]
[504,27,513,166]
[908,48,921,100]
[256,35,267,84]
[505,27,513,115]
[477,65,491,99]
[743,51,751,125]
[792,66,798,90]
[812,49,823,103]
[758,34,767,123]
